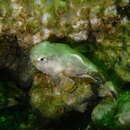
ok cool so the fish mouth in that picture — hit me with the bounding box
[31,59,37,64]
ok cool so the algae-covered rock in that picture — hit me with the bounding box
[93,22,130,83]
[91,91,130,130]
[0,0,130,129]
[0,81,23,109]
[115,92,130,129]
[0,105,45,130]
[91,98,117,129]
[0,0,125,47]
[30,72,95,118]
[0,35,18,69]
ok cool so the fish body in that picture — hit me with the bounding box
[30,41,98,79]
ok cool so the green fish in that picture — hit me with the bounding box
[30,41,99,81]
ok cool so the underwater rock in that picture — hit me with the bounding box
[0,36,35,89]
[0,81,24,109]
[0,0,125,48]
[91,98,116,129]
[30,72,96,118]
[0,105,43,130]
[98,81,118,98]
[0,0,130,129]
[93,20,130,83]
[91,91,130,130]
[115,92,130,129]
[0,35,18,69]
[13,48,35,89]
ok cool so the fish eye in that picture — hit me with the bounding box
[40,58,44,61]
[38,57,48,62]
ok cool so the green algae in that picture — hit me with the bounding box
[0,81,23,109]
[0,0,130,130]
[91,91,130,130]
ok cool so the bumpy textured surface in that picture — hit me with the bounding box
[0,0,130,130]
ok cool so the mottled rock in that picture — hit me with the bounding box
[0,35,18,69]
[0,81,23,109]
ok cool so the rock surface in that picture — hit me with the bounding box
[0,0,130,130]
